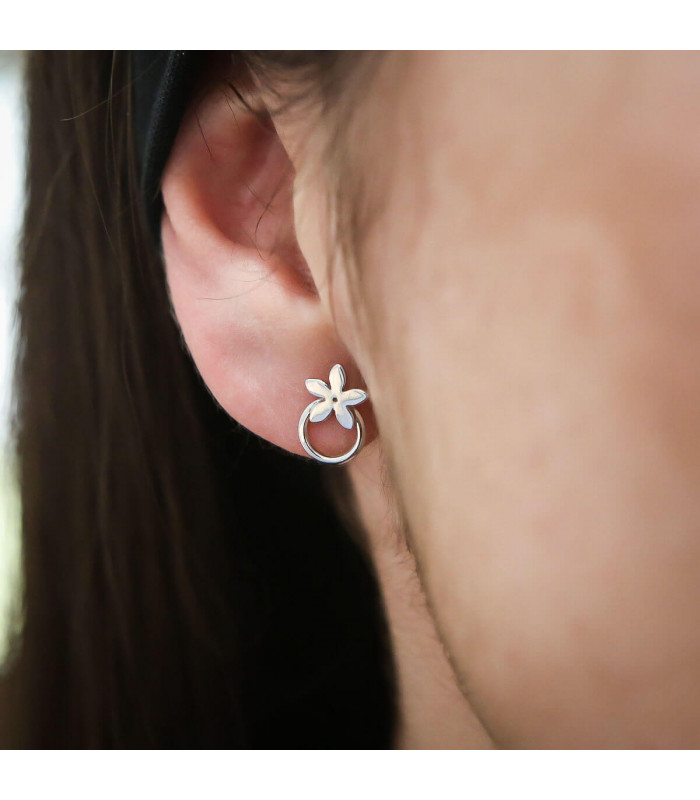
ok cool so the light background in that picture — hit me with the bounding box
[0,51,23,665]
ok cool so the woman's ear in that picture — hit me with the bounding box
[160,79,372,459]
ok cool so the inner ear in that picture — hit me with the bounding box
[164,91,314,296]
[160,79,374,459]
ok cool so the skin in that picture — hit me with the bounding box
[162,52,700,747]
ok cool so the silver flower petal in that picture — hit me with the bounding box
[340,388,366,406]
[305,378,331,399]
[329,364,347,395]
[335,404,355,430]
[309,398,333,423]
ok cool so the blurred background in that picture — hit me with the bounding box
[0,51,23,667]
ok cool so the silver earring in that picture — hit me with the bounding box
[298,364,368,465]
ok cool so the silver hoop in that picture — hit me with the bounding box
[298,404,365,465]
[298,364,368,466]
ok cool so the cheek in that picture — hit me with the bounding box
[358,168,700,746]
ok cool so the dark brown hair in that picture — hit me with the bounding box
[0,51,395,748]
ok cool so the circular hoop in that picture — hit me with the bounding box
[298,402,365,465]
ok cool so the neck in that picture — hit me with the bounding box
[347,447,493,749]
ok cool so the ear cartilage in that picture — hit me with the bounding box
[298,364,368,465]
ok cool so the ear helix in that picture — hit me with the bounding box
[298,364,368,465]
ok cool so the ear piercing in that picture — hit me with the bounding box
[298,364,367,465]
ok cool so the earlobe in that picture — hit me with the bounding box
[160,80,374,460]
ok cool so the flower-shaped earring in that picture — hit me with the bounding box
[298,364,368,465]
